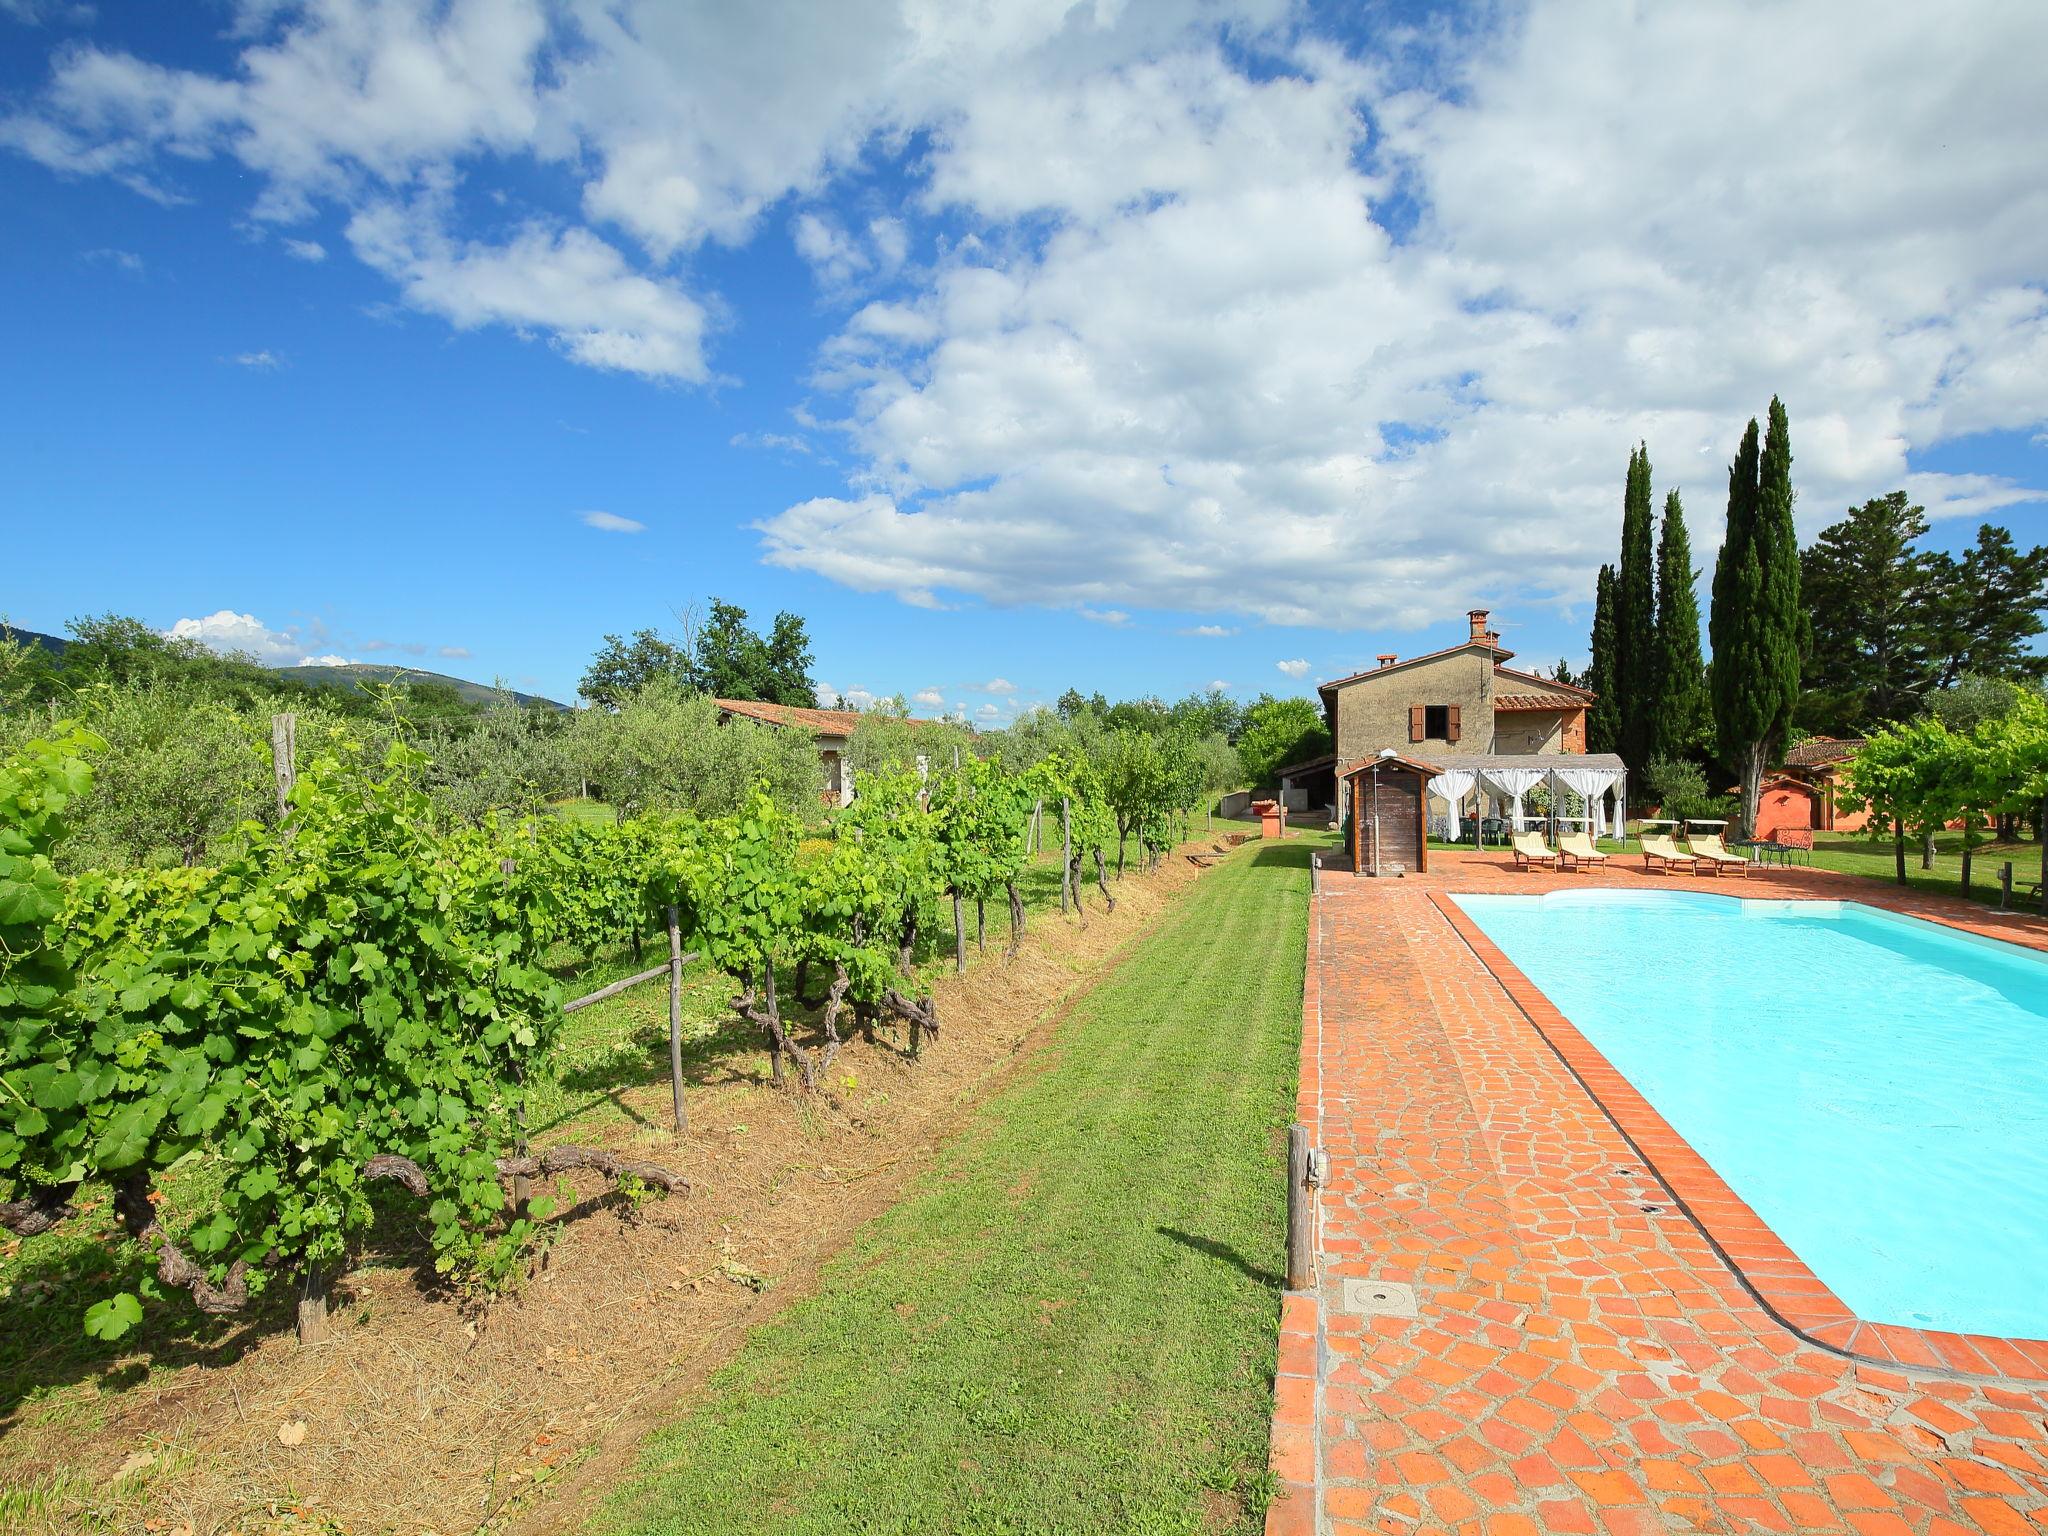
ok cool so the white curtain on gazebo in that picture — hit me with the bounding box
[1477,767,1547,832]
[1547,765,1627,839]
[1429,768,1478,841]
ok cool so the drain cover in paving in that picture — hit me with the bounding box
[1336,1277,1418,1317]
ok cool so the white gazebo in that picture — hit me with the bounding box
[1424,752,1628,843]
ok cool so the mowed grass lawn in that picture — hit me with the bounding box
[589,837,1324,1536]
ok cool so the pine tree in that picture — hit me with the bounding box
[1923,524,2048,689]
[1650,489,1709,762]
[1798,492,1936,733]
[1710,399,1803,833]
[1586,563,1621,755]
[1615,443,1657,778]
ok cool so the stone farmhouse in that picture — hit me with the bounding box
[1294,610,1622,838]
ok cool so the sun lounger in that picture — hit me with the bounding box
[1558,832,1608,872]
[1640,834,1700,874]
[1689,832,1751,877]
[1511,830,1558,870]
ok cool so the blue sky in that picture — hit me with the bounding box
[4,1,2045,716]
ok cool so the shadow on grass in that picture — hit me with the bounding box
[0,1235,293,1429]
[1156,1227,1283,1289]
[1247,841,1323,870]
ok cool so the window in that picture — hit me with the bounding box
[1408,704,1461,742]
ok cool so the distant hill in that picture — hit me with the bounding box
[2,624,566,710]
[5,625,67,655]
[283,663,568,711]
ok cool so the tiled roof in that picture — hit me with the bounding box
[1783,736,1865,767]
[715,698,872,736]
[1338,752,1444,779]
[1276,752,1337,777]
[1494,692,1586,711]
[1318,638,1515,694]
[1492,664,1595,701]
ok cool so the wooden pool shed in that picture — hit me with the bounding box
[1341,753,1440,876]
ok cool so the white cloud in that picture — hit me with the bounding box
[167,609,331,666]
[1076,607,1129,626]
[975,702,1000,721]
[814,682,879,711]
[1183,624,1237,638]
[348,201,709,382]
[754,5,2048,630]
[11,1,2046,632]
[730,430,814,456]
[438,645,471,659]
[1276,659,1309,679]
[913,686,945,707]
[228,349,281,368]
[282,237,325,261]
[980,677,1015,695]
[792,210,908,291]
[1206,679,1230,692]
[297,653,351,666]
[1,1,98,24]
[579,510,646,533]
[82,246,141,271]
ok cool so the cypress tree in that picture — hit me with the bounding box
[1651,489,1709,763]
[1615,443,1657,778]
[1586,563,1621,755]
[1710,399,1803,833]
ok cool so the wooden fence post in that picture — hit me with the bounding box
[667,904,688,1135]
[1286,1123,1312,1291]
[501,854,530,1213]
[270,713,296,827]
[2000,861,2013,912]
[1061,798,1072,914]
[952,890,966,972]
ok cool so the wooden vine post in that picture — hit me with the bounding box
[502,854,530,1216]
[667,904,688,1134]
[1060,797,1072,913]
[298,1263,330,1346]
[952,889,967,972]
[270,713,296,828]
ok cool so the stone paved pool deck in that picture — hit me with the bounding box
[1267,846,2048,1536]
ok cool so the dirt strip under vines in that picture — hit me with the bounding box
[1,842,1223,1536]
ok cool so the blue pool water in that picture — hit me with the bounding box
[1452,889,2048,1339]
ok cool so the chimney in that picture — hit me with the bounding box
[1376,653,1398,668]
[1468,608,1498,644]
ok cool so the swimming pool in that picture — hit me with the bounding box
[1450,889,2048,1341]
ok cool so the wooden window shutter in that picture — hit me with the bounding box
[1409,704,1425,743]
[1447,704,1462,742]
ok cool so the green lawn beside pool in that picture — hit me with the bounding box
[587,835,1326,1536]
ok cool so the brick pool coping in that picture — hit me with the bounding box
[1431,886,2048,1386]
[1263,848,2048,1536]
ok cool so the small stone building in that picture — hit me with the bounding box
[713,698,864,805]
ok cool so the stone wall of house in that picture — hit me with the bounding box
[1495,708,1583,755]
[1330,649,1495,765]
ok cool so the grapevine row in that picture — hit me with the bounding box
[0,728,1163,1345]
